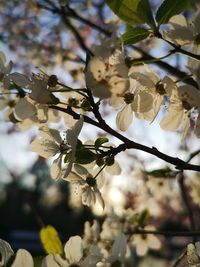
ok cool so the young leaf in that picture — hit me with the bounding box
[74,148,97,164]
[146,167,171,177]
[39,225,63,255]
[106,0,144,25]
[94,137,109,149]
[156,0,189,26]
[121,27,151,44]
[137,0,156,30]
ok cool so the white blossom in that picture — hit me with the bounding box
[131,225,161,256]
[160,80,200,138]
[85,48,129,106]
[30,117,83,179]
[66,165,105,208]
[0,239,14,267]
[187,242,200,267]
[130,68,168,122]
[42,235,101,267]
[163,12,200,47]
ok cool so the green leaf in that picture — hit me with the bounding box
[137,209,149,227]
[105,155,115,166]
[146,167,171,177]
[74,148,96,164]
[64,152,72,163]
[94,137,109,149]
[106,0,156,29]
[121,27,151,44]
[156,0,189,26]
[137,0,156,29]
[106,0,144,25]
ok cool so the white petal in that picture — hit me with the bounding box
[39,127,62,145]
[130,72,155,88]
[10,73,31,87]
[11,249,33,267]
[30,137,60,158]
[74,164,89,176]
[96,171,105,189]
[160,106,184,131]
[64,171,85,185]
[86,58,106,81]
[67,117,83,147]
[82,187,96,206]
[138,90,155,113]
[147,235,161,250]
[64,236,83,264]
[41,254,64,267]
[14,98,37,120]
[92,83,111,99]
[136,241,148,256]
[50,157,62,180]
[116,104,133,131]
[95,189,105,209]
[0,239,14,266]
[36,105,48,123]
[164,15,193,46]
[105,160,121,176]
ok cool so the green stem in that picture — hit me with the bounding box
[175,74,194,84]
[94,164,106,179]
[56,82,87,97]
[159,34,200,61]
[130,50,175,65]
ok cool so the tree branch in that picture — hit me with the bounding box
[49,105,200,172]
[177,172,196,240]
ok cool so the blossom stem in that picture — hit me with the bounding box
[49,105,200,172]
[175,74,194,84]
[177,172,196,242]
[171,249,187,267]
[94,164,106,179]
[130,50,176,65]
[159,35,200,61]
[56,82,87,97]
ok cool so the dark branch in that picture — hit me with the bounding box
[49,104,200,172]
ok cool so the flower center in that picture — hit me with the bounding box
[124,93,134,104]
[86,176,96,187]
[182,100,192,110]
[155,82,166,95]
[8,100,16,107]
[60,141,70,153]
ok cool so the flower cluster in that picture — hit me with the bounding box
[1,2,200,266]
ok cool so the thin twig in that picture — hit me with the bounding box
[129,229,200,237]
[171,249,187,267]
[49,105,200,172]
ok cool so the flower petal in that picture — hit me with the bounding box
[0,239,14,266]
[11,249,34,267]
[116,104,133,131]
[50,157,62,180]
[64,236,83,264]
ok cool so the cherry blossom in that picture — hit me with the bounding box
[65,165,105,208]
[85,49,130,105]
[131,225,161,256]
[30,117,83,179]
[160,80,200,139]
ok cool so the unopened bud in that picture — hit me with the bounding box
[48,75,58,87]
